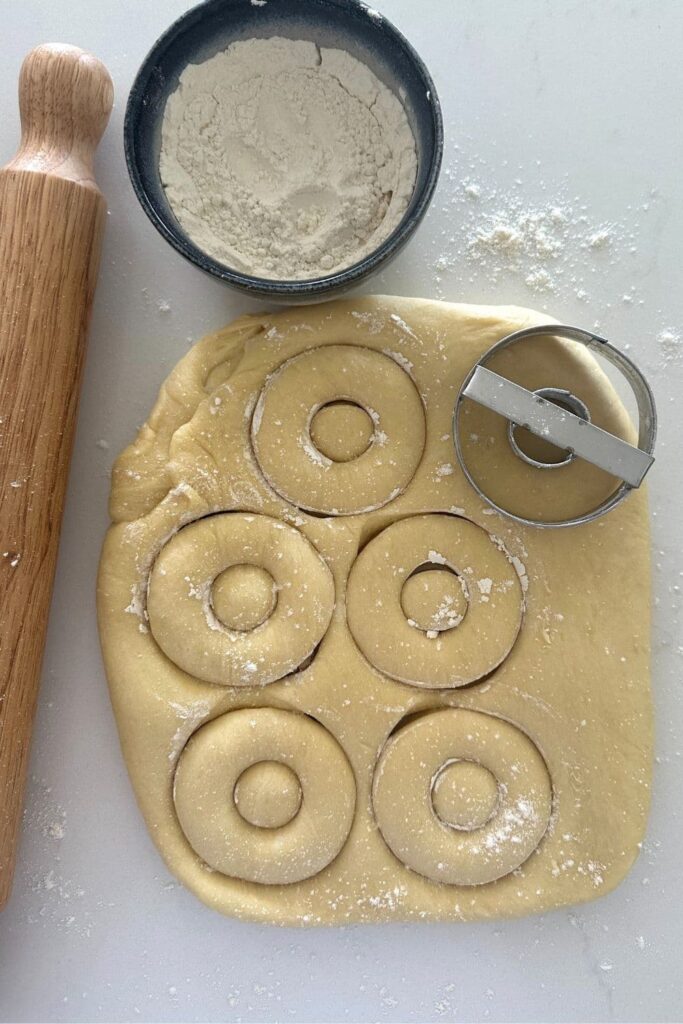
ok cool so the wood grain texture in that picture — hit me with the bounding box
[0,44,112,909]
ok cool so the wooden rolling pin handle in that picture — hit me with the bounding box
[0,44,113,910]
[9,44,113,184]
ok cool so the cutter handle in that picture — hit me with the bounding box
[0,44,113,910]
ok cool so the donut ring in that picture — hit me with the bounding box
[147,513,334,686]
[346,515,523,688]
[173,708,356,884]
[372,709,552,886]
[251,345,426,515]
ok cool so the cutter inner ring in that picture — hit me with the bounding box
[508,387,591,469]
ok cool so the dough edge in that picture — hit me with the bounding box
[97,295,651,926]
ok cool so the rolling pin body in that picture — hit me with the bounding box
[0,44,113,908]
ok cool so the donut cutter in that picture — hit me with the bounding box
[453,324,657,528]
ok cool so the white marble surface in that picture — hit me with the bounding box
[0,1,682,1021]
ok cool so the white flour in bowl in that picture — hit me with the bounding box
[159,37,417,280]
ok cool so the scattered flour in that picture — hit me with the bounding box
[463,197,619,295]
[351,309,386,334]
[389,313,419,339]
[430,163,652,306]
[383,348,415,375]
[168,700,211,762]
[657,327,681,363]
[23,782,67,846]
[124,582,148,622]
[18,779,97,936]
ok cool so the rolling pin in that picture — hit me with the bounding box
[0,44,113,909]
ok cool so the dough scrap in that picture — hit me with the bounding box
[97,296,651,925]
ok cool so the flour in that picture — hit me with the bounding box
[430,164,652,305]
[657,327,681,363]
[160,37,417,280]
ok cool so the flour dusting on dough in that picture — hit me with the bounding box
[98,296,651,926]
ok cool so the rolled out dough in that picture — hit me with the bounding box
[97,296,651,925]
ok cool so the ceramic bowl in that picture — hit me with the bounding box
[124,0,443,302]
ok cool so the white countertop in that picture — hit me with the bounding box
[1,2,682,1021]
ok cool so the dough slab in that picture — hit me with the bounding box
[97,296,651,925]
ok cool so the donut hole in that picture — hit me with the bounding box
[508,388,591,468]
[431,759,499,831]
[400,564,469,635]
[234,761,302,829]
[310,401,375,463]
[210,564,277,632]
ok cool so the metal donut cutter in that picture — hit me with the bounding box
[452,324,657,528]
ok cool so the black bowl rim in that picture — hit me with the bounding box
[123,0,444,297]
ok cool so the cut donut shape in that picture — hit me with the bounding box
[173,708,356,885]
[372,709,552,886]
[251,345,425,515]
[347,515,523,688]
[147,513,334,686]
